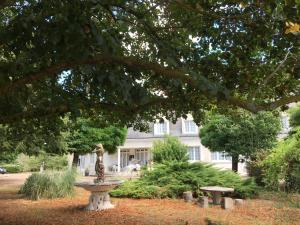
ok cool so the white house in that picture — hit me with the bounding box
[78,115,248,175]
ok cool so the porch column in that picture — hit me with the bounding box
[117,148,121,172]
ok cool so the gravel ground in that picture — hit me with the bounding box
[0,173,299,225]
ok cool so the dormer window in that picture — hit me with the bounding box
[182,119,198,134]
[154,119,169,135]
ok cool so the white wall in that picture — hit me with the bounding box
[103,152,118,172]
[79,137,248,176]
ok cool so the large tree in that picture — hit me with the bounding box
[200,111,281,172]
[0,1,299,152]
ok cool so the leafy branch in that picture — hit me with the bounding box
[0,54,299,117]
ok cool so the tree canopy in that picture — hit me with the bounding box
[65,118,127,164]
[1,1,300,151]
[65,118,127,155]
[200,111,281,171]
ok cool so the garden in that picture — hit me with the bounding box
[1,1,300,225]
[1,112,300,224]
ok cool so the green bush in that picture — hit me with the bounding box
[246,151,270,186]
[152,136,189,163]
[0,163,23,173]
[289,106,300,127]
[16,153,68,172]
[262,137,300,192]
[0,151,18,164]
[19,169,76,200]
[111,161,257,199]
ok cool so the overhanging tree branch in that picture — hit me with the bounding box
[0,97,169,124]
[0,102,126,124]
[0,54,298,114]
[251,51,291,100]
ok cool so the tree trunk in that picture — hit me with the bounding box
[72,152,79,167]
[232,155,239,173]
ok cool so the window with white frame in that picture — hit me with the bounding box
[182,120,198,134]
[188,146,201,161]
[154,120,169,135]
[211,151,231,161]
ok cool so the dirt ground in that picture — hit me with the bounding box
[0,173,299,225]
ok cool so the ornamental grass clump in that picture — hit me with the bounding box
[110,161,257,199]
[19,169,76,200]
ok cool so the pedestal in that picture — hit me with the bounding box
[198,196,209,208]
[212,192,222,204]
[86,191,115,211]
[183,191,193,202]
[221,197,234,210]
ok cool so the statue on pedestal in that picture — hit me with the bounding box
[94,144,105,183]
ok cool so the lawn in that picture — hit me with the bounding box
[0,173,299,225]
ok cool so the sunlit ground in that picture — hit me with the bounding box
[0,173,299,225]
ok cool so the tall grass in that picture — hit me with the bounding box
[19,169,76,200]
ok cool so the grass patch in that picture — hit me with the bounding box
[19,169,76,200]
[258,190,300,209]
[0,163,23,173]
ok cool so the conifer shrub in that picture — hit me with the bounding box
[152,136,189,163]
[19,169,76,200]
[110,162,257,199]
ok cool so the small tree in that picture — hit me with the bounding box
[65,118,127,165]
[200,111,280,172]
[152,136,188,163]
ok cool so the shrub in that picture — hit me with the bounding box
[246,151,270,186]
[111,161,257,199]
[19,169,76,200]
[0,164,23,173]
[0,151,18,164]
[262,137,300,192]
[16,153,68,172]
[289,106,300,127]
[152,136,189,163]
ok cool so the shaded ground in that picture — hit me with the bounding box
[0,173,300,225]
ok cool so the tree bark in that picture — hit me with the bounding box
[232,155,239,173]
[72,152,79,167]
